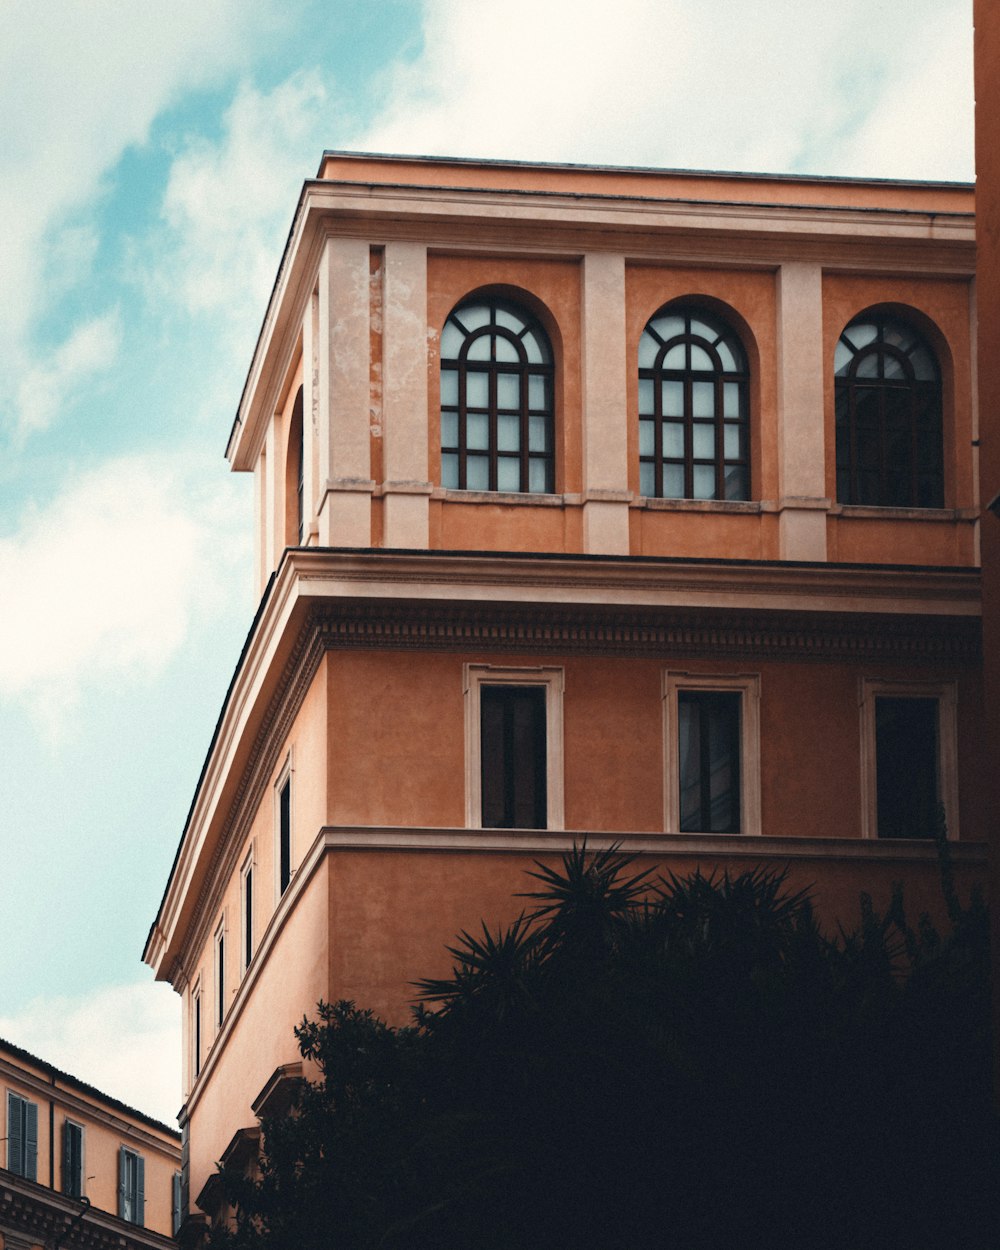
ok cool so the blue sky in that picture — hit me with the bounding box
[0,0,974,1122]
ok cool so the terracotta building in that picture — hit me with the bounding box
[0,1038,181,1249]
[142,152,988,1226]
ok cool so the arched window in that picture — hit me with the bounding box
[440,298,554,493]
[834,315,943,508]
[638,307,749,501]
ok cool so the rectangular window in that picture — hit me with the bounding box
[663,673,761,835]
[241,850,255,973]
[860,681,958,839]
[278,774,292,896]
[62,1120,84,1198]
[119,1146,145,1226]
[6,1091,38,1180]
[215,920,226,1030]
[464,665,564,831]
[480,685,547,828]
[678,690,741,833]
[192,983,202,1079]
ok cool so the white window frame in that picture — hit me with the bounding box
[274,752,294,902]
[463,664,565,831]
[859,678,959,839]
[62,1118,85,1199]
[214,915,227,1032]
[662,671,762,836]
[240,844,256,976]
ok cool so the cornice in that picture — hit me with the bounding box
[0,1172,176,1249]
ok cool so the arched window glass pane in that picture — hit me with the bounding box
[834,313,942,508]
[638,305,749,501]
[440,298,555,493]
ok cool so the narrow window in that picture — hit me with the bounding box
[119,1146,145,1226]
[638,306,749,500]
[440,298,554,493]
[6,1092,38,1180]
[834,314,943,508]
[678,691,742,833]
[279,777,291,895]
[875,696,939,839]
[242,854,255,972]
[215,922,226,1029]
[480,685,547,829]
[193,986,202,1078]
[62,1120,84,1198]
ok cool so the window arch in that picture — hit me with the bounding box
[440,298,554,493]
[638,306,749,501]
[834,314,943,508]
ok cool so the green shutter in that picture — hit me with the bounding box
[62,1120,72,1194]
[7,1093,22,1175]
[172,1170,183,1234]
[24,1099,37,1181]
[118,1145,126,1218]
[136,1153,145,1227]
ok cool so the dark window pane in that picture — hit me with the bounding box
[279,780,291,894]
[875,697,939,839]
[481,686,547,829]
[678,691,741,833]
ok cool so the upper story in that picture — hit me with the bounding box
[230,152,978,595]
[0,1038,181,1243]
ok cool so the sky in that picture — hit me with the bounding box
[0,0,975,1124]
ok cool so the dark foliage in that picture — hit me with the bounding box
[208,840,995,1250]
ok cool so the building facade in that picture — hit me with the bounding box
[0,1039,181,1249]
[143,153,988,1221]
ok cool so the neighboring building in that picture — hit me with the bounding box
[142,152,989,1225]
[0,1038,180,1249]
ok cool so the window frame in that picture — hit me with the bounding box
[118,1144,145,1226]
[275,753,294,902]
[463,664,564,831]
[638,305,750,502]
[62,1118,85,1198]
[6,1090,38,1181]
[662,672,762,835]
[834,314,944,509]
[214,914,227,1032]
[191,978,203,1082]
[859,678,958,840]
[440,298,555,495]
[240,844,256,976]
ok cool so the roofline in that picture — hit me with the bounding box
[317,148,976,192]
[0,1036,181,1139]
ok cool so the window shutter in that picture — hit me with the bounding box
[172,1170,182,1235]
[118,1146,127,1218]
[7,1093,23,1174]
[136,1154,145,1227]
[62,1120,72,1194]
[24,1099,37,1181]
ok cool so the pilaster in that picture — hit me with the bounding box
[316,236,373,547]
[775,261,829,561]
[580,252,631,554]
[382,241,431,548]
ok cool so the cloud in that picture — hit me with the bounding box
[150,70,330,335]
[0,452,250,733]
[355,0,972,180]
[14,310,122,439]
[0,980,181,1126]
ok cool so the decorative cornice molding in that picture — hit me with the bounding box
[0,1174,176,1249]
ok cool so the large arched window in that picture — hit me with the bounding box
[638,307,749,501]
[440,298,554,493]
[834,314,943,508]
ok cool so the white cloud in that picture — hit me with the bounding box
[355,0,972,180]
[0,0,286,436]
[0,453,250,733]
[149,71,330,344]
[15,310,122,439]
[0,980,181,1126]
